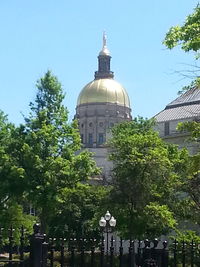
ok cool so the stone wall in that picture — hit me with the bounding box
[155,118,200,154]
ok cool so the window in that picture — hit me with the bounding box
[89,122,93,127]
[88,133,93,145]
[99,122,103,127]
[164,122,170,136]
[98,133,104,145]
[81,134,84,143]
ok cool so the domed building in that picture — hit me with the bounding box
[75,34,132,181]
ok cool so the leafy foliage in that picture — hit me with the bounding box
[20,71,100,232]
[178,121,200,142]
[0,111,35,241]
[0,111,23,207]
[0,203,35,245]
[164,5,200,55]
[164,5,200,94]
[0,71,100,235]
[172,230,200,243]
[48,183,109,239]
[163,3,200,227]
[177,121,200,225]
[108,118,189,239]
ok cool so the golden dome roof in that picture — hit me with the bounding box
[77,78,130,107]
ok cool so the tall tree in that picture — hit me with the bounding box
[177,122,200,226]
[164,4,200,90]
[164,5,200,54]
[0,110,16,207]
[108,118,189,239]
[0,111,26,211]
[0,111,34,238]
[164,4,200,227]
[10,71,99,232]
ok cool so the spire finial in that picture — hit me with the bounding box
[103,31,107,48]
[95,32,113,79]
[99,31,110,56]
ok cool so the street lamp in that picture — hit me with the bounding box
[99,211,116,255]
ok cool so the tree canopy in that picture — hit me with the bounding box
[0,111,35,241]
[21,71,100,232]
[164,5,200,91]
[0,71,101,235]
[164,5,200,54]
[164,3,200,229]
[177,121,200,226]
[48,182,108,239]
[108,118,190,239]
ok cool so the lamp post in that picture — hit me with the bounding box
[99,211,116,255]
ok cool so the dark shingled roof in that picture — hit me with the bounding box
[154,87,200,122]
[166,87,200,108]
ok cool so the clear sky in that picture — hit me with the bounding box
[0,0,199,124]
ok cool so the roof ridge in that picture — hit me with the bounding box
[166,87,200,108]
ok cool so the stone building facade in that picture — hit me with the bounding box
[154,87,200,154]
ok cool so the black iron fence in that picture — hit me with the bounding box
[0,224,199,266]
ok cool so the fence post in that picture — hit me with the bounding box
[137,240,142,267]
[42,234,48,267]
[129,239,135,267]
[70,238,75,267]
[8,226,14,267]
[152,239,158,263]
[29,223,46,267]
[182,241,186,267]
[80,238,85,267]
[60,238,65,267]
[162,241,168,267]
[173,240,178,267]
[119,238,123,267]
[0,228,3,256]
[19,226,25,267]
[90,238,95,267]
[190,240,194,267]
[49,238,56,267]
[110,236,114,267]
[100,235,104,267]
[143,239,150,265]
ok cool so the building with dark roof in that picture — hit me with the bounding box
[154,87,200,154]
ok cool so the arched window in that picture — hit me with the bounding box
[88,133,93,145]
[98,133,104,144]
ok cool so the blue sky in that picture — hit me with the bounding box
[0,0,199,124]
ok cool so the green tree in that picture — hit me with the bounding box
[108,118,189,239]
[10,71,99,232]
[164,4,200,227]
[164,5,200,54]
[0,110,16,207]
[164,4,200,92]
[48,183,109,239]
[0,111,35,241]
[177,121,200,225]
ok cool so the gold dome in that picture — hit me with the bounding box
[77,78,130,107]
